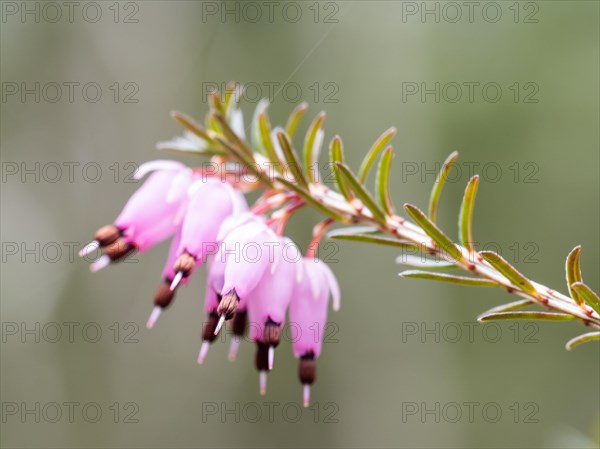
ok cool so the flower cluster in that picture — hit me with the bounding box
[81,159,339,406]
[81,82,599,409]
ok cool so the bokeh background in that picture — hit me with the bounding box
[1,1,599,448]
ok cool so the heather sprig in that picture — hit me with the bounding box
[160,82,599,348]
[81,82,598,405]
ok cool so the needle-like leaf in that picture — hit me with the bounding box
[258,112,284,171]
[458,175,479,253]
[335,162,387,224]
[403,203,463,262]
[213,113,253,159]
[376,147,394,215]
[571,282,600,315]
[171,111,215,144]
[478,299,533,316]
[285,102,308,139]
[357,127,397,183]
[428,151,459,223]
[276,131,309,190]
[275,177,347,222]
[479,251,538,298]
[395,255,455,269]
[329,231,417,249]
[214,137,273,188]
[329,136,354,202]
[565,332,600,350]
[566,246,584,308]
[303,112,326,183]
[251,99,269,153]
[399,270,497,286]
[478,311,575,322]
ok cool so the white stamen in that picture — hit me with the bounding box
[146,306,162,329]
[214,314,226,336]
[79,240,99,258]
[228,336,241,362]
[170,271,183,291]
[197,341,210,364]
[89,255,110,272]
[303,384,311,408]
[259,371,267,395]
[268,346,275,370]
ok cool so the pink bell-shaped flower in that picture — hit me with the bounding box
[245,237,301,393]
[289,257,340,407]
[169,179,248,291]
[80,160,193,272]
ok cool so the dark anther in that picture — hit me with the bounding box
[299,353,316,385]
[255,342,269,371]
[202,313,220,342]
[103,238,135,261]
[153,280,176,309]
[94,225,121,247]
[263,319,281,347]
[232,310,247,337]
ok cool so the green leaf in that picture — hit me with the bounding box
[478,311,575,322]
[275,176,347,222]
[479,251,538,298]
[565,245,584,307]
[276,131,309,190]
[458,175,479,253]
[376,147,394,215]
[357,127,397,183]
[213,113,254,159]
[170,111,215,144]
[329,232,418,249]
[428,151,459,224]
[478,299,533,316]
[214,137,273,188]
[258,112,283,171]
[403,203,463,262]
[395,255,455,269]
[399,270,497,286]
[329,136,354,202]
[565,332,600,350]
[327,226,379,236]
[207,89,225,115]
[335,162,388,224]
[251,99,269,153]
[571,282,600,315]
[224,82,242,113]
[303,112,326,183]
[285,102,308,139]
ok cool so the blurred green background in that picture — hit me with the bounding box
[1,1,598,448]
